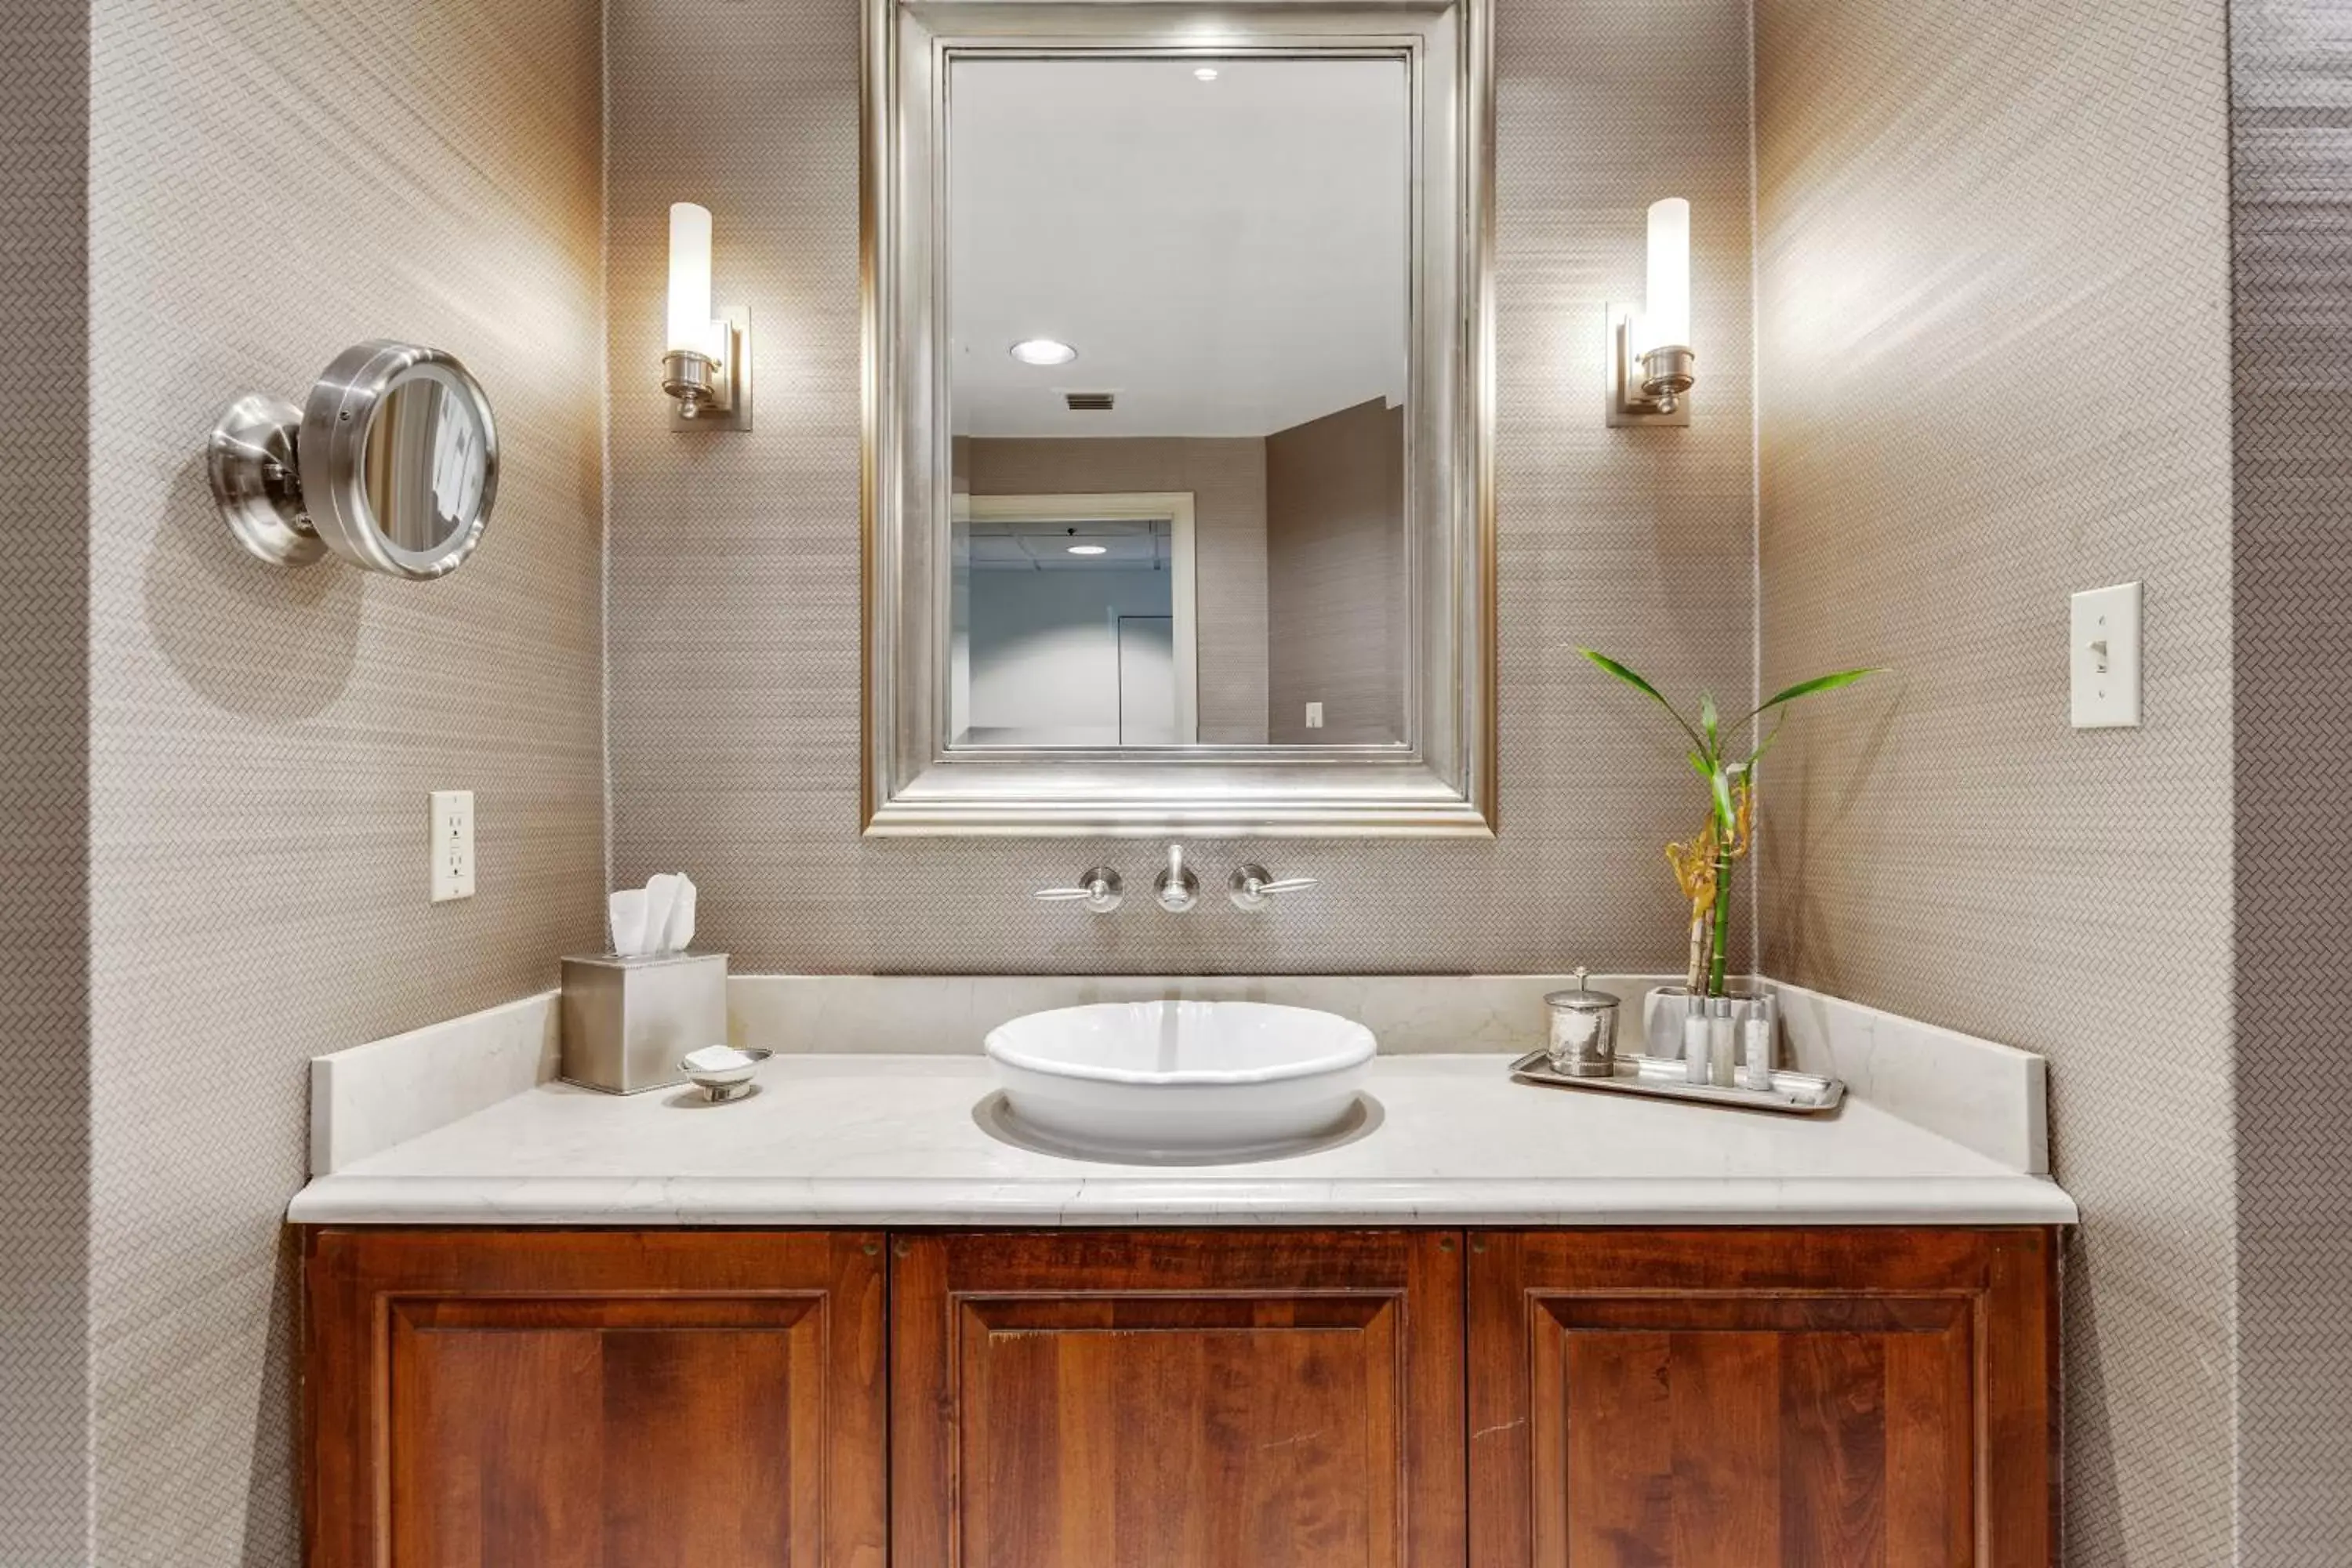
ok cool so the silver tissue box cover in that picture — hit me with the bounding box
[559,951,729,1094]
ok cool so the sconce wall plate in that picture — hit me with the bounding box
[666,307,754,431]
[1605,309,1691,427]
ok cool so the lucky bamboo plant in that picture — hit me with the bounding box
[1579,651,1882,998]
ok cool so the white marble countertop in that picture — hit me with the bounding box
[288,1054,2077,1227]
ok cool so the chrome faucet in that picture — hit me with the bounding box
[1033,866,1123,914]
[1153,844,1200,913]
[1227,863,1319,911]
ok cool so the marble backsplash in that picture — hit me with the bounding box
[310,971,2049,1178]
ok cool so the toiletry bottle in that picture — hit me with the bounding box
[1740,1016,1773,1091]
[1707,999,1737,1087]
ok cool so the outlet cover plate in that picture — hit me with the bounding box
[430,789,474,902]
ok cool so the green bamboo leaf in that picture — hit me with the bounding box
[1579,648,1704,751]
[1709,765,1737,832]
[1743,711,1789,770]
[1738,666,1885,726]
[1700,691,1719,753]
[1686,750,1713,782]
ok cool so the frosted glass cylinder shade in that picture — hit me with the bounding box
[1644,197,1691,350]
[666,202,717,359]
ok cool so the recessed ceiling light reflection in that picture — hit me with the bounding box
[1193,67,1220,82]
[1008,339,1078,365]
[1066,544,1108,556]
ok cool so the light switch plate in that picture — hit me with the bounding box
[1305,702,1325,729]
[2070,582,2142,729]
[430,789,474,902]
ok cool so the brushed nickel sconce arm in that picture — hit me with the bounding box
[661,308,753,429]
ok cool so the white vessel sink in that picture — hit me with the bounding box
[984,1000,1375,1159]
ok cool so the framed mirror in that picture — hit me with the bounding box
[863,0,1493,836]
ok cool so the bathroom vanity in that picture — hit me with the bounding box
[306,1223,2052,1568]
[294,1041,2070,1568]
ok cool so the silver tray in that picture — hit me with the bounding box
[1508,1049,1846,1115]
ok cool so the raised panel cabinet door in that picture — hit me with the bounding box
[305,1229,887,1568]
[1468,1229,2058,1568]
[893,1229,1466,1568]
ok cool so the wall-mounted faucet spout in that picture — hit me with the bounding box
[1154,844,1200,913]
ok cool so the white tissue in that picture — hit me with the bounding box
[643,874,682,955]
[607,873,699,957]
[608,888,649,956]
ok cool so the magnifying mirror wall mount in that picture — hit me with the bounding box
[209,340,500,579]
[862,0,1497,839]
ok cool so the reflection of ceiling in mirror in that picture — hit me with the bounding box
[963,517,1172,572]
[949,58,1410,439]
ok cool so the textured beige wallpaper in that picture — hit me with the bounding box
[967,437,1272,744]
[2230,0,2352,1559]
[1,2,91,1558]
[1751,1,2237,1563]
[1266,399,1405,745]
[84,1,608,1563]
[608,0,1759,975]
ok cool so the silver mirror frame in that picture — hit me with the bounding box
[861,0,1497,837]
[209,339,499,580]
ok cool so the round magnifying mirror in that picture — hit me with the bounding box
[209,341,499,579]
[303,343,499,579]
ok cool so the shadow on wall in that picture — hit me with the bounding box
[142,452,361,720]
[2059,1230,2122,1566]
[1758,679,1907,996]
[238,1227,302,1564]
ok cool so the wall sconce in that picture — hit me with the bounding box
[1607,197,1694,427]
[661,201,753,430]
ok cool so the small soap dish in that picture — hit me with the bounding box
[677,1045,771,1103]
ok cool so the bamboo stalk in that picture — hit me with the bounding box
[1706,848,1735,997]
[1683,901,1710,993]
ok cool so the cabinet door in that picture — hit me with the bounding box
[306,1229,887,1568]
[894,1229,1465,1568]
[1468,1229,2056,1568]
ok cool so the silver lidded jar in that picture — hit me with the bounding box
[1544,967,1622,1078]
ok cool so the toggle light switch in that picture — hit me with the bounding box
[2070,583,2142,729]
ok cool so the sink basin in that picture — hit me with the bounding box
[983,1000,1376,1158]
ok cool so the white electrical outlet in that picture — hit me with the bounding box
[1305,701,1324,729]
[2070,582,2143,729]
[430,790,474,902]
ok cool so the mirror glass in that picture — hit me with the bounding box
[362,368,491,555]
[946,56,1410,750]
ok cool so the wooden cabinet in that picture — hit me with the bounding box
[891,1229,1465,1568]
[304,1226,2057,1568]
[304,1229,887,1568]
[1466,1229,2057,1568]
